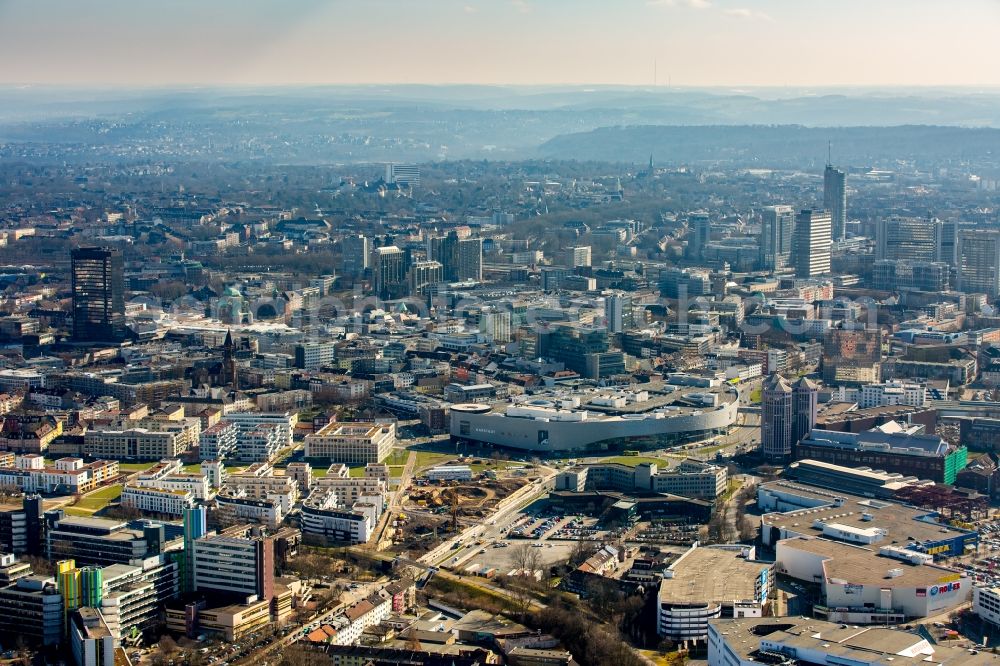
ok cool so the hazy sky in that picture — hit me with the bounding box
[1,0,999,87]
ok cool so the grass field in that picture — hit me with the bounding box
[65,484,123,516]
[384,449,410,466]
[600,456,672,467]
[413,451,455,470]
[116,462,156,473]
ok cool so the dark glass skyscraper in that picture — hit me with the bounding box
[759,205,795,271]
[823,164,847,241]
[71,246,125,343]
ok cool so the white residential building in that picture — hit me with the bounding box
[121,485,194,516]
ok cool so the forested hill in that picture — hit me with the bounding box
[538,125,1000,168]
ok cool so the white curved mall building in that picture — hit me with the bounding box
[449,382,739,452]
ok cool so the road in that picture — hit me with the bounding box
[367,449,417,550]
[420,468,559,568]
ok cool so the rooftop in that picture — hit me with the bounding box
[658,546,769,605]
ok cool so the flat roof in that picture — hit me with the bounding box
[708,617,996,665]
[761,490,970,546]
[780,537,962,588]
[659,547,768,605]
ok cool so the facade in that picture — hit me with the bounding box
[300,492,375,545]
[761,374,793,459]
[385,163,420,187]
[47,516,159,566]
[794,209,832,277]
[340,234,370,277]
[791,377,818,446]
[83,427,190,460]
[687,212,711,259]
[759,205,795,271]
[71,247,126,343]
[408,260,443,297]
[556,459,727,500]
[957,228,1000,297]
[565,245,592,268]
[823,165,847,241]
[373,245,406,300]
[875,216,940,263]
[831,380,928,409]
[0,573,63,646]
[429,232,483,282]
[191,532,275,601]
[796,425,968,484]
[304,422,395,463]
[973,586,1000,630]
[121,485,194,516]
[199,420,238,461]
[425,465,474,482]
[69,607,116,666]
[221,411,296,448]
[776,536,970,624]
[450,389,738,453]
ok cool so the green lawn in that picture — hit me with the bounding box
[348,466,366,478]
[384,450,410,466]
[601,456,672,467]
[749,388,762,403]
[117,462,156,473]
[389,465,405,478]
[311,466,329,478]
[69,484,123,515]
[413,451,455,469]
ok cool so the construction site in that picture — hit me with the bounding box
[389,477,533,556]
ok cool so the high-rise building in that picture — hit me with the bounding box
[791,377,818,446]
[759,205,795,271]
[823,165,847,241]
[182,506,207,594]
[384,163,420,187]
[565,246,592,268]
[875,216,941,263]
[936,219,960,267]
[341,234,370,277]
[408,260,443,297]
[793,209,832,278]
[956,229,1000,298]
[761,374,793,460]
[373,246,406,300]
[71,247,125,343]
[428,232,482,282]
[604,292,634,334]
[687,212,711,259]
[191,531,275,601]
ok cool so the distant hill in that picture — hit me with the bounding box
[538,124,1000,168]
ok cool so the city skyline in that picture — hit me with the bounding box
[2,0,1000,87]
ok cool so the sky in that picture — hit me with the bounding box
[1,0,999,87]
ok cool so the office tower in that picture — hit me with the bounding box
[565,246,592,268]
[373,246,406,300]
[956,229,1000,298]
[428,231,482,282]
[936,219,960,267]
[761,374,793,460]
[454,236,483,281]
[823,164,847,241]
[791,377,818,446]
[875,216,940,262]
[605,292,633,334]
[872,260,950,292]
[71,247,125,343]
[793,209,832,278]
[539,322,625,379]
[182,506,207,594]
[408,260,443,297]
[687,212,711,259]
[479,309,512,343]
[384,163,420,187]
[192,532,274,601]
[759,205,795,271]
[341,234,370,277]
